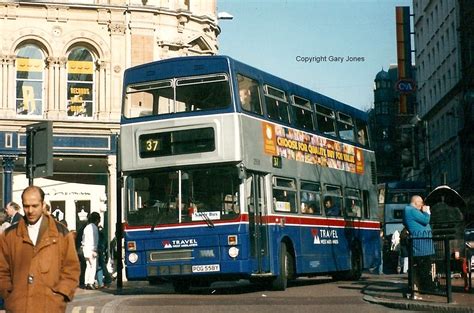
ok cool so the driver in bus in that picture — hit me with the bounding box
[324,196,340,216]
[239,85,260,113]
[239,88,252,110]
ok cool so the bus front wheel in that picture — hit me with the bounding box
[173,280,191,293]
[271,243,293,291]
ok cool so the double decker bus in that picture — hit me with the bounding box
[120,55,381,292]
[377,181,426,273]
[377,181,426,237]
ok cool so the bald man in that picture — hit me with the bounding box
[403,195,434,299]
[0,186,80,312]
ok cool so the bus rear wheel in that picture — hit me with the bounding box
[347,246,363,280]
[271,243,294,291]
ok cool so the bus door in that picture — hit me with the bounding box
[247,173,270,273]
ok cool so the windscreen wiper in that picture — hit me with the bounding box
[151,215,161,232]
[199,212,215,228]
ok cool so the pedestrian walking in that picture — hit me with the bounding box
[4,201,22,226]
[0,186,80,312]
[96,226,112,288]
[81,212,100,290]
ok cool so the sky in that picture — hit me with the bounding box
[217,0,413,111]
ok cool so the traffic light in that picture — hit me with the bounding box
[26,121,53,183]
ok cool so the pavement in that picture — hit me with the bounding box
[361,273,474,312]
[69,273,474,312]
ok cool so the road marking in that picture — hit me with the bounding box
[71,306,96,313]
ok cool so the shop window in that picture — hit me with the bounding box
[16,44,44,116]
[67,47,95,117]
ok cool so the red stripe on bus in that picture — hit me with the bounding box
[123,213,379,231]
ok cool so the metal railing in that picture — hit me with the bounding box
[407,234,452,303]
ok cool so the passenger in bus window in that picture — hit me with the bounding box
[301,202,313,214]
[324,196,340,216]
[357,129,366,145]
[301,192,319,214]
[350,199,361,217]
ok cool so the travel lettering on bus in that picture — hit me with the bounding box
[312,228,340,245]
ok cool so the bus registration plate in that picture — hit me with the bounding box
[192,264,220,273]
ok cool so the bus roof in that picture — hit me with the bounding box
[124,55,368,122]
[384,181,426,190]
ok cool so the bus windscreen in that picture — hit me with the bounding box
[126,166,240,227]
[124,74,231,118]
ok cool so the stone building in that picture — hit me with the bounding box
[0,0,219,238]
[413,0,463,193]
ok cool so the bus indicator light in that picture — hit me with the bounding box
[127,241,137,251]
[228,235,238,245]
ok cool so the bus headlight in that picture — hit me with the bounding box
[128,253,139,264]
[228,247,239,258]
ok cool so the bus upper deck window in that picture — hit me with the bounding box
[292,95,314,130]
[355,118,369,147]
[237,74,262,115]
[337,112,355,142]
[315,104,336,137]
[125,80,172,118]
[264,85,290,124]
[176,75,231,112]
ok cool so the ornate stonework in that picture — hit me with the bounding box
[108,22,127,35]
[0,0,219,241]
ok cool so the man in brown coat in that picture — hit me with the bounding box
[0,186,80,313]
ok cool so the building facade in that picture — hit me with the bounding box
[370,7,420,186]
[371,67,400,183]
[0,0,219,238]
[458,0,474,211]
[413,0,463,193]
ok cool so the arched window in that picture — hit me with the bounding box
[16,44,44,116]
[67,47,94,117]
